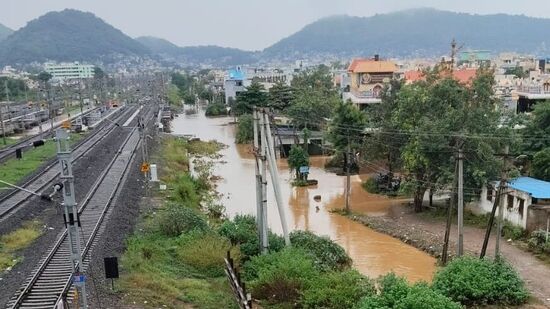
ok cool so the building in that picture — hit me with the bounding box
[343,56,397,107]
[223,67,248,104]
[468,177,550,232]
[45,62,95,81]
[458,50,491,68]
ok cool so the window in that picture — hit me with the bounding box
[518,198,525,219]
[486,185,494,201]
[507,194,514,210]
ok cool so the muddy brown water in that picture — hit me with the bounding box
[171,112,436,282]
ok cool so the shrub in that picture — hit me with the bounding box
[290,230,352,271]
[362,178,379,194]
[527,229,550,254]
[502,222,526,240]
[218,215,284,260]
[172,174,200,207]
[355,273,460,309]
[205,102,228,117]
[300,269,375,309]
[156,204,208,237]
[396,283,461,309]
[246,248,318,304]
[432,256,529,306]
[177,231,240,277]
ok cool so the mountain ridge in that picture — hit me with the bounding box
[0,23,13,42]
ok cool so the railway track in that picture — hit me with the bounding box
[6,118,143,309]
[0,106,137,221]
[0,108,100,163]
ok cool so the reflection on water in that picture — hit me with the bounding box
[171,112,436,282]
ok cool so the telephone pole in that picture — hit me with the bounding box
[345,136,352,213]
[495,145,510,259]
[1,80,8,145]
[457,144,464,256]
[480,145,509,259]
[55,128,88,308]
[253,109,267,253]
[442,159,458,265]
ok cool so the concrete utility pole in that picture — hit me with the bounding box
[252,109,265,252]
[262,109,290,246]
[55,128,88,308]
[480,145,509,259]
[457,145,464,256]
[495,145,510,259]
[345,134,352,213]
[442,160,458,265]
[1,80,9,145]
[259,111,269,253]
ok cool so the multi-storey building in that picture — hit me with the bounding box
[45,62,95,80]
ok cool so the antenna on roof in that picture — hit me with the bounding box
[450,38,464,74]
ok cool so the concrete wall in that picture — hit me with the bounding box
[466,186,532,229]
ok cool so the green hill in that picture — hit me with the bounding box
[137,36,257,66]
[0,9,149,65]
[0,23,13,42]
[264,8,550,58]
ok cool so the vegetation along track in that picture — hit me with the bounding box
[5,115,143,309]
[0,106,136,221]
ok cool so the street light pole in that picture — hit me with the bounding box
[1,80,8,145]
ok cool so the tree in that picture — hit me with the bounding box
[236,114,254,144]
[328,101,367,152]
[288,145,309,180]
[198,88,214,102]
[0,77,26,101]
[285,88,338,130]
[532,148,550,181]
[524,101,550,154]
[504,66,527,79]
[268,81,294,111]
[291,65,334,93]
[234,81,268,115]
[387,68,503,212]
[182,92,196,105]
[166,84,182,107]
[36,71,52,83]
[93,67,105,80]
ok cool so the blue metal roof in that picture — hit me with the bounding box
[228,68,245,80]
[508,177,550,199]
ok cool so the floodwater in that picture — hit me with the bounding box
[171,111,436,282]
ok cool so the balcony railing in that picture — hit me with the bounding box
[516,85,550,94]
[350,89,381,99]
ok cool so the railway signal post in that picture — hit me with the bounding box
[55,128,88,308]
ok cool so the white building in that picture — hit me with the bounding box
[467,177,550,232]
[45,62,95,81]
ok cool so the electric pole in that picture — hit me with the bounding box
[259,110,269,253]
[442,159,458,265]
[253,109,266,253]
[345,135,351,213]
[480,145,509,259]
[457,144,464,256]
[55,128,88,308]
[495,145,510,259]
[1,80,8,145]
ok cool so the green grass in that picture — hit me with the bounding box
[418,207,492,229]
[0,137,18,150]
[0,220,42,272]
[0,133,83,188]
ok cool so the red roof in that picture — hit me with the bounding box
[404,68,477,85]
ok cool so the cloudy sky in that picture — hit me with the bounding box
[2,0,550,50]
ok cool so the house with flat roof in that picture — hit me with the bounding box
[468,177,550,232]
[224,67,249,104]
[342,56,397,108]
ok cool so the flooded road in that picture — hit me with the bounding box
[172,112,436,282]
